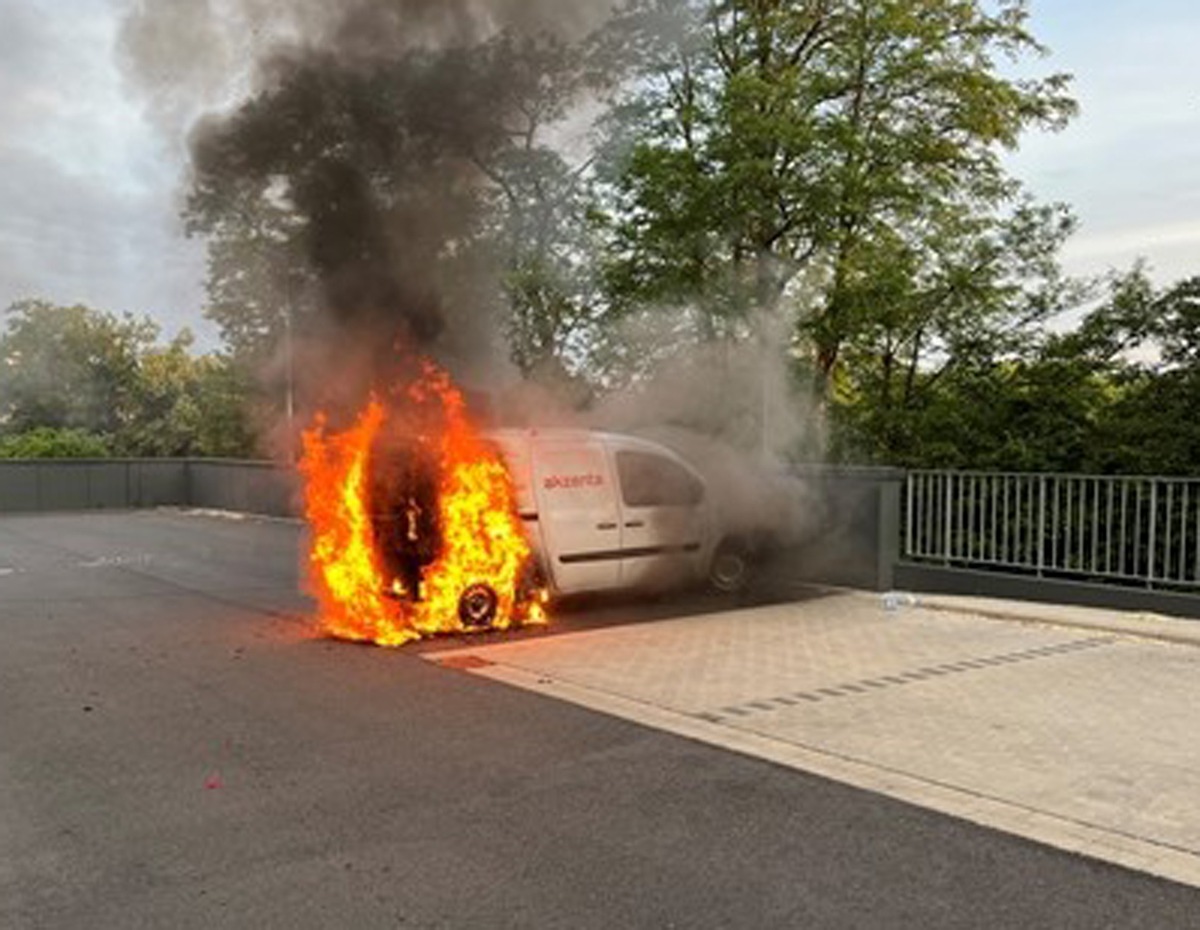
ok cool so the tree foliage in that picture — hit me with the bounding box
[0,301,255,458]
[0,427,111,459]
[0,300,156,437]
[828,268,1200,475]
[592,0,1077,397]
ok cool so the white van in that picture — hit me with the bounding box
[487,428,752,599]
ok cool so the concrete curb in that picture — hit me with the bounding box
[879,591,1200,649]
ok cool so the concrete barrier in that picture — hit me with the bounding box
[0,458,904,590]
[0,459,295,517]
[6,457,1193,613]
[0,459,190,512]
[187,460,300,518]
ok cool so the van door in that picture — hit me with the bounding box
[612,446,707,588]
[530,438,622,593]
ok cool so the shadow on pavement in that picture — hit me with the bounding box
[410,579,840,654]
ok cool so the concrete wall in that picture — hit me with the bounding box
[187,460,300,518]
[15,458,1193,617]
[0,459,297,518]
[0,458,904,590]
[0,459,190,512]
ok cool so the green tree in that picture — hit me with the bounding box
[828,265,1200,476]
[187,355,261,458]
[119,333,258,458]
[592,0,1077,415]
[0,300,156,436]
[836,354,1115,472]
[196,198,309,369]
[1088,273,1200,475]
[463,35,602,383]
[0,300,258,458]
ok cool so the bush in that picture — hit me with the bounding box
[0,427,112,459]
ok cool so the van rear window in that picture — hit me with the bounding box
[616,451,703,507]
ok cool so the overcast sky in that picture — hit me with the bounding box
[0,0,209,341]
[1008,0,1200,285]
[1,0,1197,352]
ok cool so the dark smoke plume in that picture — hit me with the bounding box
[120,0,610,425]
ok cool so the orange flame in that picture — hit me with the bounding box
[300,360,546,646]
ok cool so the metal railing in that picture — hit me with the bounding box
[904,471,1200,589]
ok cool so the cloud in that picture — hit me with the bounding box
[0,144,208,339]
[1008,1,1200,285]
[1060,220,1200,286]
[0,0,210,342]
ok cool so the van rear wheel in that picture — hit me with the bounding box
[708,538,752,594]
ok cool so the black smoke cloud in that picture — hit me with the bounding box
[185,50,480,353]
[120,0,610,422]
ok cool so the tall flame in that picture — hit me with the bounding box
[300,360,546,645]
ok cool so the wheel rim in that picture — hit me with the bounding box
[458,583,499,628]
[711,549,748,592]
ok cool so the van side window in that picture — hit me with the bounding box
[616,451,703,507]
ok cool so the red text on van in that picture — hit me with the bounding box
[543,473,605,491]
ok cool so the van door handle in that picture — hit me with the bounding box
[596,521,618,530]
[624,520,645,528]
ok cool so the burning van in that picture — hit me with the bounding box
[300,361,759,646]
[362,425,752,625]
[300,367,758,643]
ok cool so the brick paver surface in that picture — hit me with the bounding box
[434,592,1200,885]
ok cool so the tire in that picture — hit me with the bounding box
[458,583,499,628]
[708,537,753,594]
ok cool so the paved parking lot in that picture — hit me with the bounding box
[435,590,1200,888]
[4,510,1200,928]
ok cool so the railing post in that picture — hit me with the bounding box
[904,472,913,558]
[942,472,953,565]
[1148,480,1158,588]
[1037,475,1046,577]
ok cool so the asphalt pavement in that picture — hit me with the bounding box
[2,510,1198,928]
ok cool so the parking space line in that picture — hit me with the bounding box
[687,635,1114,724]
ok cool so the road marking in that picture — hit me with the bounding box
[689,636,1115,724]
[77,554,154,569]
